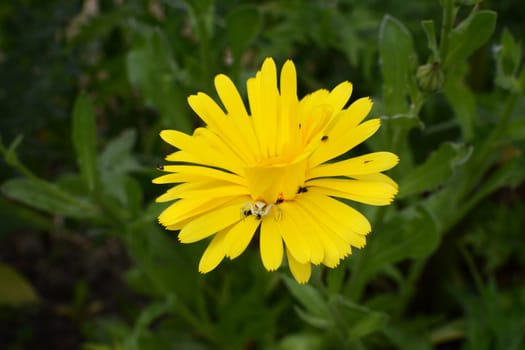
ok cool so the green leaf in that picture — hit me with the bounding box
[445,10,497,67]
[124,223,202,306]
[125,267,162,297]
[99,129,140,176]
[294,306,334,330]
[83,344,116,350]
[282,275,330,318]
[326,263,346,295]
[1,178,99,219]
[398,142,473,198]
[72,93,99,192]
[356,206,440,287]
[2,134,23,166]
[123,296,178,350]
[382,323,434,350]
[379,15,416,114]
[183,0,213,14]
[507,117,525,142]
[335,298,389,340]
[0,263,38,305]
[494,28,523,91]
[443,68,476,140]
[98,129,142,211]
[382,206,439,259]
[421,20,439,60]
[127,29,192,133]
[226,6,262,59]
[0,197,52,234]
[135,295,176,330]
[279,333,324,350]
[466,156,525,209]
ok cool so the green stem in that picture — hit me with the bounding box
[459,244,484,292]
[175,301,218,343]
[436,88,519,235]
[393,259,425,317]
[94,192,128,233]
[489,91,518,143]
[467,90,518,187]
[345,251,366,302]
[439,0,455,63]
[196,6,213,91]
[0,136,38,180]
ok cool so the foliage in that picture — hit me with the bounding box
[1,0,525,349]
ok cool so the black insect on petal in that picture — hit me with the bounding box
[321,135,328,142]
[297,186,308,194]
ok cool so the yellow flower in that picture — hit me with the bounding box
[154,58,399,283]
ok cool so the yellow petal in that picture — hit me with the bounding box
[214,74,249,119]
[326,81,353,114]
[188,93,252,163]
[278,60,300,156]
[170,127,246,173]
[156,181,248,202]
[214,74,261,157]
[172,184,249,200]
[280,60,297,101]
[158,165,247,186]
[292,201,341,266]
[299,190,370,245]
[199,229,228,273]
[153,172,217,185]
[351,173,399,189]
[223,216,260,259]
[307,152,399,179]
[278,202,311,264]
[247,58,280,158]
[287,203,325,265]
[298,89,329,118]
[308,118,381,168]
[287,248,311,284]
[244,157,307,203]
[165,148,245,175]
[324,97,373,135]
[246,77,267,155]
[160,129,192,149]
[259,218,284,271]
[178,199,246,243]
[260,58,279,157]
[307,178,398,206]
[158,196,238,227]
[300,104,333,146]
[155,182,205,203]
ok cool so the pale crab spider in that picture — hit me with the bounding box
[240,201,282,221]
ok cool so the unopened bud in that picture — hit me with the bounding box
[416,62,445,92]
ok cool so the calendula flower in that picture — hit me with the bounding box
[154,58,399,283]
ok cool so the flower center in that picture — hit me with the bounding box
[244,156,308,204]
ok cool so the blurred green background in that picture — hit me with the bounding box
[1,0,524,349]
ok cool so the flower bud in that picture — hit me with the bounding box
[416,62,445,92]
